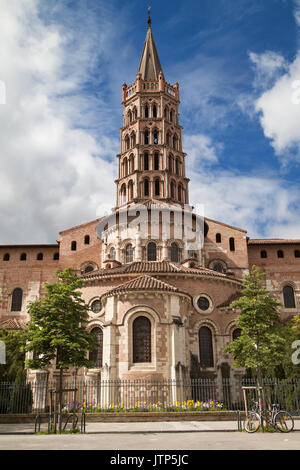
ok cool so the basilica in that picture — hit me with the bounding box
[0,17,299,390]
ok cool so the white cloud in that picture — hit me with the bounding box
[183,134,221,167]
[249,51,288,90]
[0,0,122,244]
[188,165,300,238]
[254,53,300,161]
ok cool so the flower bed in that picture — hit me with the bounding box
[62,400,225,414]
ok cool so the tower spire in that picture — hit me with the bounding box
[138,9,163,81]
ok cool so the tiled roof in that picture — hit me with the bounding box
[0,319,26,330]
[248,239,300,245]
[101,274,188,298]
[82,261,229,280]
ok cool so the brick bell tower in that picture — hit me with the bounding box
[115,14,190,210]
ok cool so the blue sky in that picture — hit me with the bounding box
[0,0,300,243]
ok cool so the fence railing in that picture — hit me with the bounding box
[0,378,299,415]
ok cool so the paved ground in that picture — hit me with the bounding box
[0,429,299,450]
[0,420,299,451]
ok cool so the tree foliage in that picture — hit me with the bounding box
[24,267,97,371]
[224,266,286,374]
[0,330,26,381]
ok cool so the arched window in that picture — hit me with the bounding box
[153,105,157,118]
[84,235,90,245]
[144,153,149,171]
[144,130,149,145]
[133,316,151,363]
[125,135,130,151]
[153,130,158,145]
[127,109,132,124]
[283,285,296,309]
[110,247,116,260]
[154,153,159,170]
[144,179,149,197]
[261,250,267,259]
[232,328,242,340]
[53,252,59,260]
[173,134,178,150]
[175,158,179,175]
[130,132,136,148]
[178,184,182,202]
[213,263,224,273]
[3,253,10,261]
[71,241,77,251]
[129,154,135,173]
[144,105,149,118]
[154,179,160,196]
[295,250,300,258]
[216,233,221,243]
[11,288,23,312]
[277,250,284,258]
[125,244,133,263]
[166,133,170,146]
[128,180,134,200]
[20,253,27,261]
[147,242,157,261]
[123,157,128,177]
[199,327,214,368]
[120,184,127,204]
[168,155,173,172]
[170,110,173,122]
[170,242,179,262]
[170,181,175,199]
[89,327,103,368]
[229,238,235,252]
[37,253,43,261]
[84,265,94,274]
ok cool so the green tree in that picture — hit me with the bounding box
[224,266,286,413]
[24,267,97,431]
[0,329,26,382]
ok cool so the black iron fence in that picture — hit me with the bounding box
[0,378,299,415]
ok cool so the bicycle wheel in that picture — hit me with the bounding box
[274,411,294,433]
[244,412,261,433]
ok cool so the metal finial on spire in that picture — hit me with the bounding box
[147,5,151,26]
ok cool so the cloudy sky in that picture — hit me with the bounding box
[0,0,300,243]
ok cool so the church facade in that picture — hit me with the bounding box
[0,18,299,393]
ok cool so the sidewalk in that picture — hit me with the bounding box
[0,419,299,434]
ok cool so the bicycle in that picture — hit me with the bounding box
[244,399,294,433]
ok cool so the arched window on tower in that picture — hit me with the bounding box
[144,130,149,145]
[173,134,178,150]
[144,153,149,171]
[178,184,182,202]
[11,288,23,312]
[170,242,180,262]
[153,105,157,118]
[89,327,103,368]
[147,242,157,261]
[128,180,134,201]
[144,105,149,118]
[125,135,130,151]
[130,132,136,148]
[170,110,173,122]
[153,130,159,145]
[154,179,160,197]
[199,326,214,368]
[144,179,149,197]
[110,247,116,260]
[283,285,296,309]
[125,244,133,263]
[170,181,175,199]
[154,153,159,170]
[120,184,127,205]
[168,155,173,173]
[133,316,151,363]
